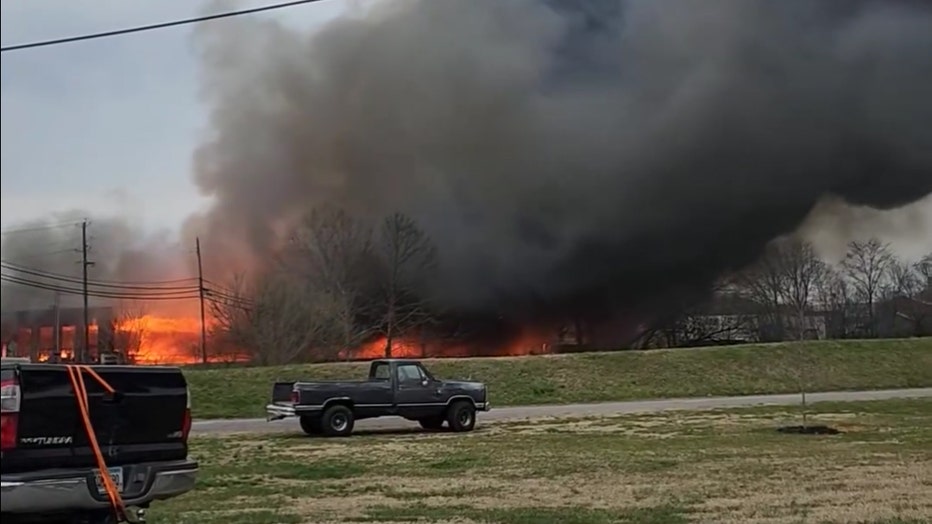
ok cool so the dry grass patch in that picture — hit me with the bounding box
[151,398,931,524]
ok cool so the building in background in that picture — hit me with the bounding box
[0,306,114,362]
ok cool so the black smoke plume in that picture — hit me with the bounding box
[186,0,932,325]
[6,1,931,338]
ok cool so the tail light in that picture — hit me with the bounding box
[181,386,192,442]
[1,377,21,451]
[290,388,299,404]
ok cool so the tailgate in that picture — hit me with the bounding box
[271,381,297,404]
[3,365,190,474]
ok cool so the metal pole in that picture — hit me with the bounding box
[196,237,207,364]
[53,291,61,361]
[81,220,90,363]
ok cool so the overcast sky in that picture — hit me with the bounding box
[0,0,347,232]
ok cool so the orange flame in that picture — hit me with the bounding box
[344,331,554,361]
[115,312,555,365]
[115,315,202,364]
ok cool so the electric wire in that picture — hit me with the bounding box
[2,249,79,263]
[0,261,199,289]
[1,261,251,307]
[1,271,244,307]
[1,0,327,53]
[0,221,81,235]
[1,274,201,300]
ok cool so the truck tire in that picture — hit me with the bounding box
[321,405,355,437]
[418,416,445,431]
[446,401,476,432]
[299,415,322,436]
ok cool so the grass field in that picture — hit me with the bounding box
[149,398,932,524]
[185,338,932,419]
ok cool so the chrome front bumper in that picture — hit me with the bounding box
[0,459,198,514]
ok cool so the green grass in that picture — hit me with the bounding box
[147,398,932,524]
[184,338,932,419]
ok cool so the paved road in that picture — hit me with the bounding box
[192,387,932,436]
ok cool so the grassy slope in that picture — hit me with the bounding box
[149,398,932,524]
[185,338,932,419]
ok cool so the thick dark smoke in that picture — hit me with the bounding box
[185,0,932,323]
[8,0,929,334]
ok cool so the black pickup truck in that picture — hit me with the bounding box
[1,361,198,523]
[266,359,490,437]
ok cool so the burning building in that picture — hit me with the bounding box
[1,306,114,362]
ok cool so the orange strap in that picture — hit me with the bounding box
[65,365,128,522]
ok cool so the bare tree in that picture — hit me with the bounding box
[816,266,853,339]
[885,258,924,298]
[209,272,342,365]
[841,238,894,336]
[734,242,786,341]
[284,208,378,354]
[103,303,150,363]
[775,239,827,341]
[776,239,828,430]
[883,255,931,337]
[917,252,932,287]
[374,213,439,357]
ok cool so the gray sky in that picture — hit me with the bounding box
[0,0,347,232]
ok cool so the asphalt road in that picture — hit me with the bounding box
[191,387,932,436]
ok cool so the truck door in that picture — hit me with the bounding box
[394,363,442,419]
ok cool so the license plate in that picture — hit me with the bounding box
[94,467,124,493]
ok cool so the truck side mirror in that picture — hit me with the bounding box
[420,379,429,387]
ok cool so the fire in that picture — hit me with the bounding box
[115,311,557,365]
[116,315,203,365]
[345,331,555,361]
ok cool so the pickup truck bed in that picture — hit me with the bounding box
[1,362,198,522]
[267,359,489,437]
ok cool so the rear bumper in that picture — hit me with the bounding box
[266,402,299,421]
[0,458,198,514]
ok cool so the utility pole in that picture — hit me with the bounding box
[196,237,207,364]
[80,220,94,363]
[53,291,61,362]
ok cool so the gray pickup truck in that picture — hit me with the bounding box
[266,359,490,437]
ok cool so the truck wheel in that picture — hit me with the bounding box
[299,415,323,435]
[418,417,445,431]
[446,401,476,432]
[321,405,355,437]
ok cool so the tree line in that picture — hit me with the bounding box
[641,237,932,348]
[205,206,931,364]
[208,208,439,365]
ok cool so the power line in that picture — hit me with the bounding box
[0,261,199,289]
[1,274,201,301]
[0,0,327,53]
[2,249,79,263]
[204,287,252,306]
[0,221,82,235]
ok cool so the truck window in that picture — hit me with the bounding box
[372,363,390,380]
[396,364,425,384]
